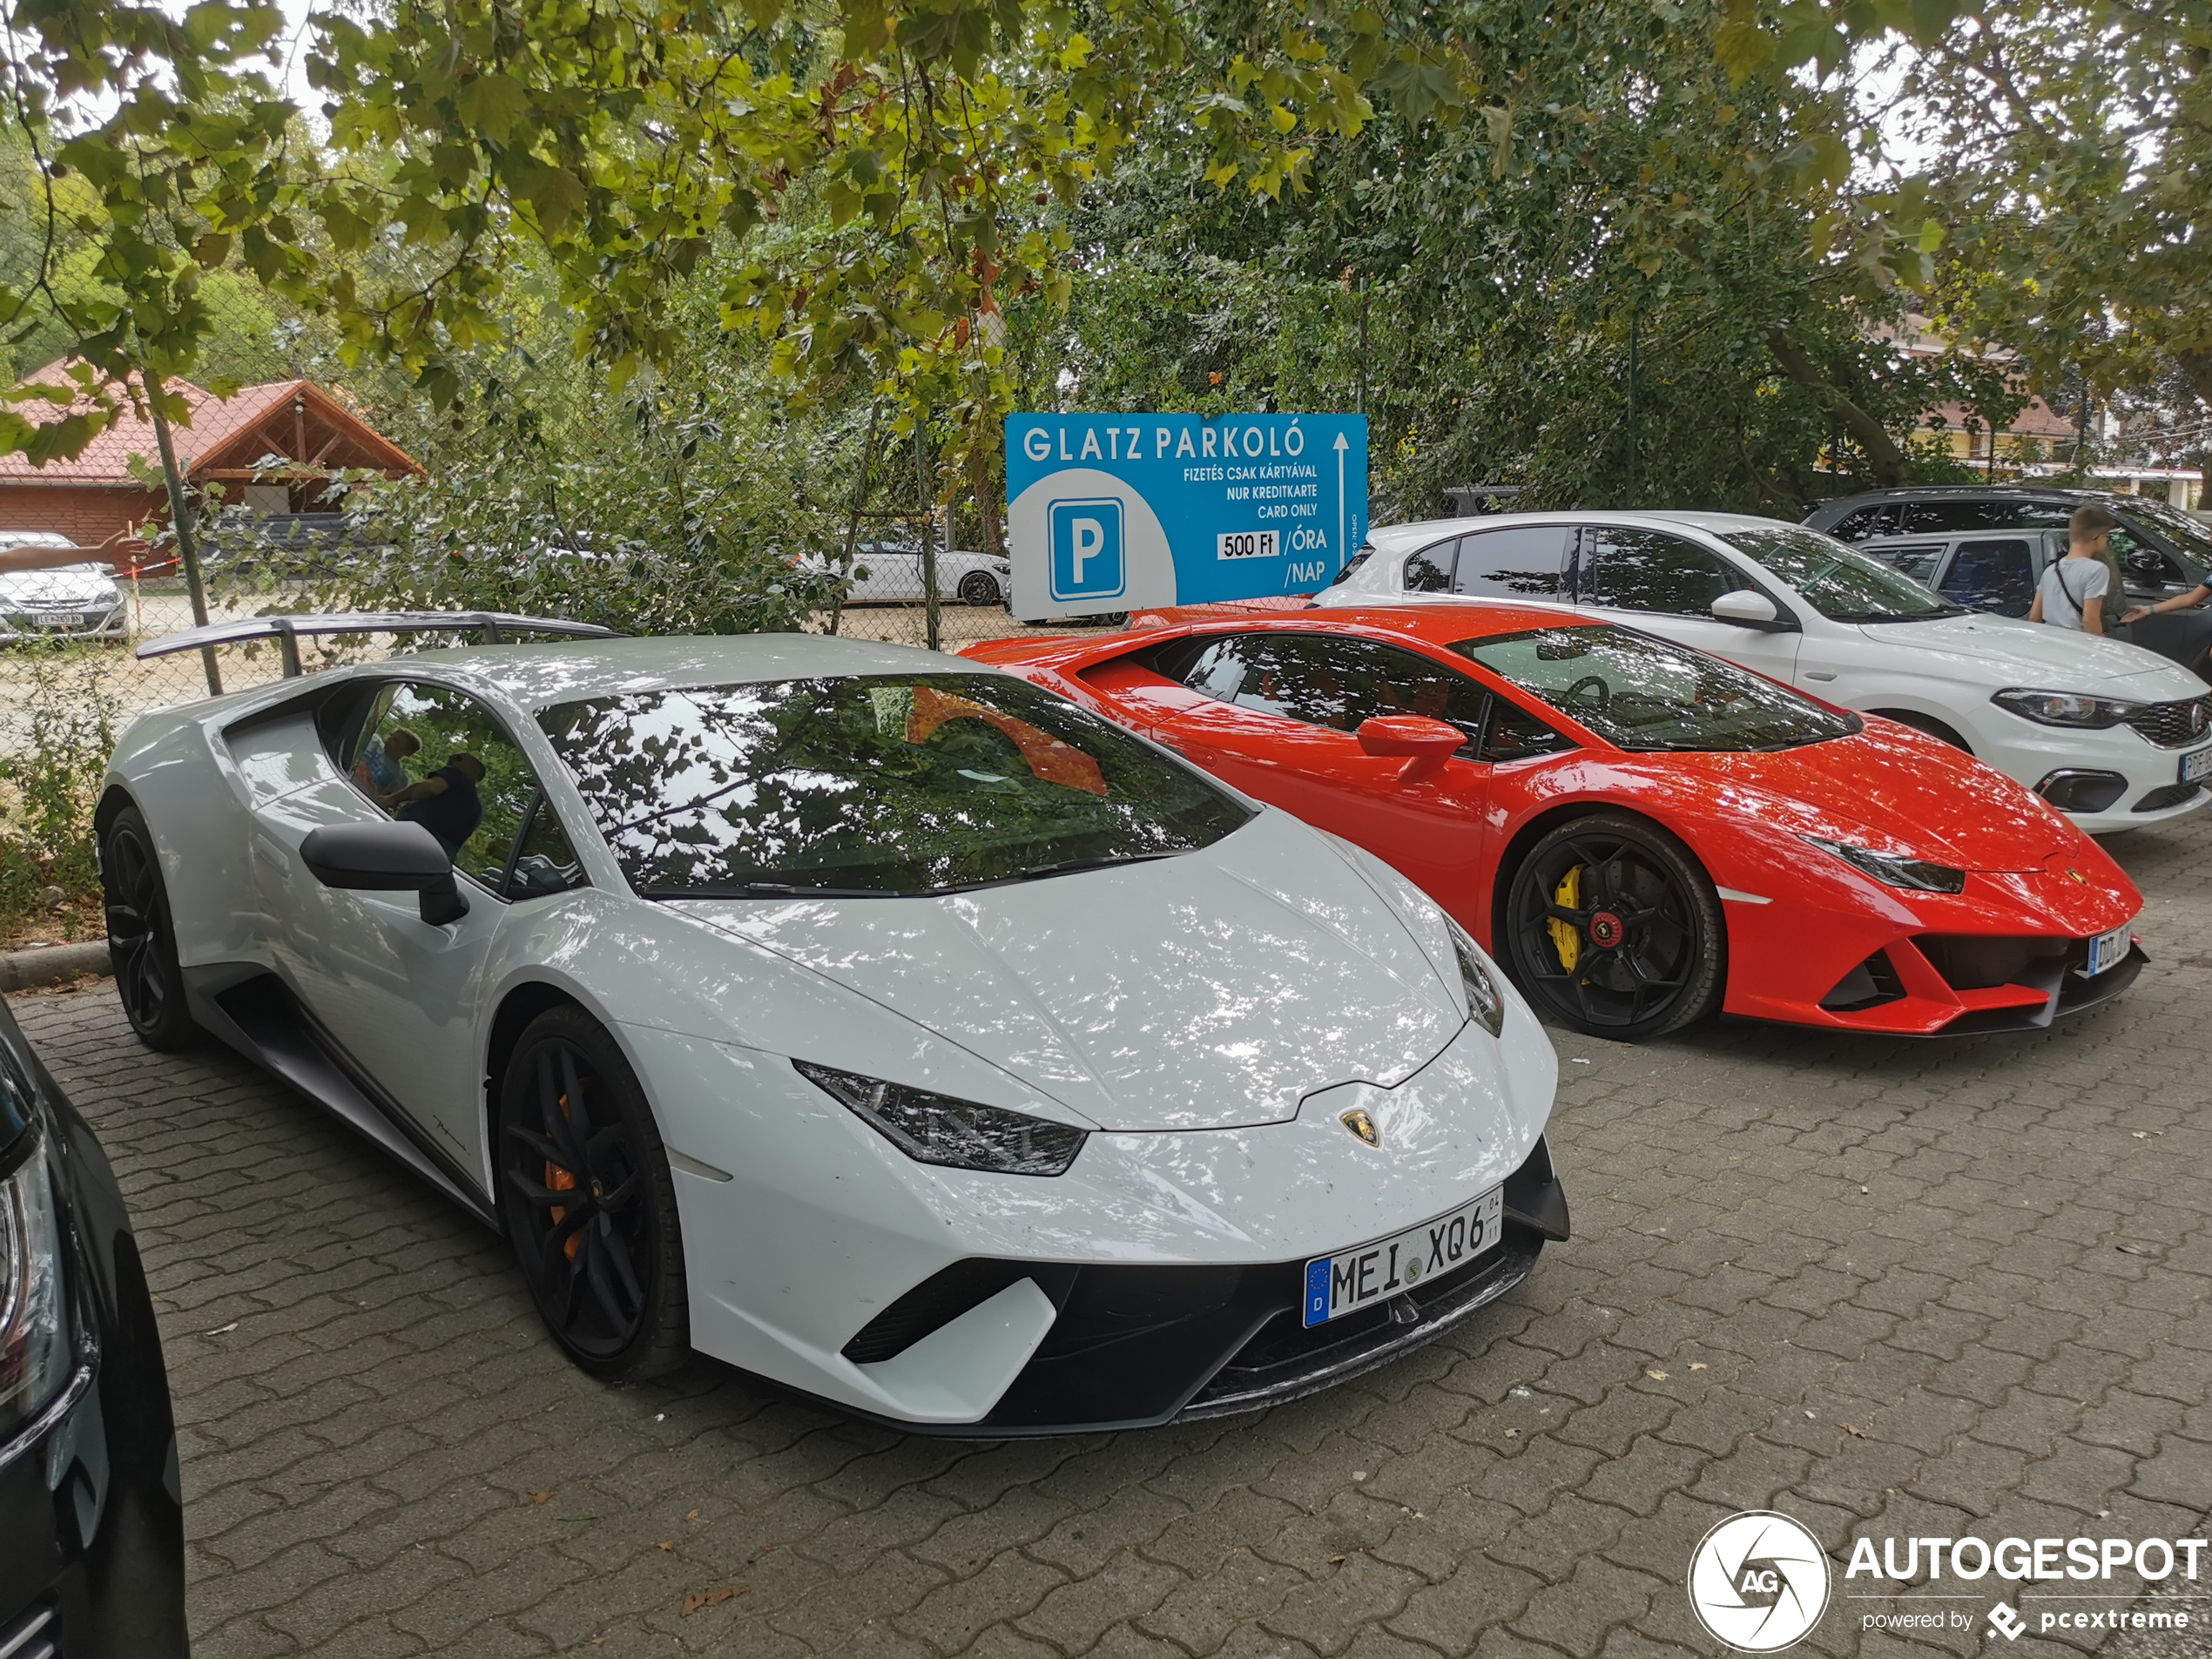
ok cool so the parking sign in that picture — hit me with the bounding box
[1007,414,1368,618]
[1049,499,1124,601]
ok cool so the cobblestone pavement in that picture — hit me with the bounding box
[10,813,2212,1659]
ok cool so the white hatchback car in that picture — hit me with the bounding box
[1316,512,2212,833]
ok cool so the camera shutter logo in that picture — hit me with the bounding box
[1686,1511,1831,1652]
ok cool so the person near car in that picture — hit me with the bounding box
[386,752,486,859]
[354,727,421,798]
[2027,506,2117,636]
[2121,571,2212,628]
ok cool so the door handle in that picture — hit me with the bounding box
[1803,671,1838,682]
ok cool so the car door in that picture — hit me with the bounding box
[280,679,581,1171]
[1136,632,1500,917]
[1935,537,2038,617]
[1572,525,1803,684]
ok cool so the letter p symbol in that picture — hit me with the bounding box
[1049,499,1124,601]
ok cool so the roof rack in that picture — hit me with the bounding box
[137,611,622,678]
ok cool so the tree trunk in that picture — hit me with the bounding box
[1765,330,1910,489]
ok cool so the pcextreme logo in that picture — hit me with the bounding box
[1686,1511,1831,1651]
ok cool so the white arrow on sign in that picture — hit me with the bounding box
[1334,431,1349,570]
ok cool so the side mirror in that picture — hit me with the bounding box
[1356,715,1467,784]
[1710,589,1782,627]
[300,821,469,926]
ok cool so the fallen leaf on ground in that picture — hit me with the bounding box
[658,1541,676,1551]
[1646,1371,1669,1381]
[528,1491,552,1505]
[1843,1425,1863,1437]
[1689,1363,1707,1371]
[202,1322,239,1336]
[685,1508,701,1522]
[681,1587,747,1617]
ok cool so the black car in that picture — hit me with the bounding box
[0,1001,185,1656]
[1805,486,2212,680]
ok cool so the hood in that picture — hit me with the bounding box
[0,563,118,605]
[1677,724,2074,872]
[675,810,1468,1131]
[1859,613,2203,698]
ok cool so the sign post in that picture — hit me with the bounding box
[1006,413,1367,619]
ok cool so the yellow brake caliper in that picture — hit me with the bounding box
[1548,866,1583,973]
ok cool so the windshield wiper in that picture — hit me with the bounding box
[1006,852,1185,882]
[644,881,892,900]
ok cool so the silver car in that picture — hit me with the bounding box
[0,533,127,644]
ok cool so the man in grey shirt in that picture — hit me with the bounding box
[2028,505,2116,636]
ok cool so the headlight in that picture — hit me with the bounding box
[1449,923,1507,1036]
[1993,689,2143,729]
[1800,834,1966,894]
[794,1061,1087,1176]
[0,1138,71,1442]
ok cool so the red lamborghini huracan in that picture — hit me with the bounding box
[965,606,2147,1040]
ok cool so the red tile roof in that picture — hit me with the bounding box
[0,360,418,483]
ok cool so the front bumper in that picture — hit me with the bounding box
[1979,716,2210,832]
[833,1136,1566,1435]
[637,1010,1560,1432]
[0,609,127,645]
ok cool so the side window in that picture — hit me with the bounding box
[1403,539,1456,592]
[1828,506,1897,541]
[2118,536,2187,595]
[1452,527,1570,599]
[1940,540,2037,615]
[1481,698,1575,763]
[1901,499,2074,534]
[1581,528,1744,616]
[1867,542,1944,583]
[1182,635,1487,749]
[351,681,545,893]
[506,793,589,900]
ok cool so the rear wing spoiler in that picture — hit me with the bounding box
[137,611,621,678]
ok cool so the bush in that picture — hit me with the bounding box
[0,644,122,934]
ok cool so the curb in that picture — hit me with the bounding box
[0,940,114,993]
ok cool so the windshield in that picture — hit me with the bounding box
[2125,496,2212,567]
[1452,624,1858,752]
[539,673,1253,898]
[1720,525,1966,622]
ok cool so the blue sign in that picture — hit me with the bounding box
[1007,413,1368,618]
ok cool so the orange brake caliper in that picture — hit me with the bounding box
[546,1090,582,1261]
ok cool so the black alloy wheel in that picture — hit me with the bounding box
[101,805,199,1050]
[496,1008,689,1380]
[957,570,1001,606]
[1502,813,1724,1041]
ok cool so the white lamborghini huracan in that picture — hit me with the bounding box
[100,618,1566,1432]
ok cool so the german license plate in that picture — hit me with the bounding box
[2181,745,2212,785]
[1302,1187,1503,1327]
[2087,921,2134,977]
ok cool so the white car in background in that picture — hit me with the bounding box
[0,531,125,643]
[1316,512,2212,833]
[99,620,1565,1431]
[805,539,1015,606]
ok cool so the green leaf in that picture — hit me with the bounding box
[455,72,529,144]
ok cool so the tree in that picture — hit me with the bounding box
[1716,0,2212,450]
